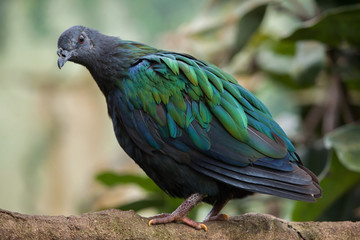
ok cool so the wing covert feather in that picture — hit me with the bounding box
[123,52,292,160]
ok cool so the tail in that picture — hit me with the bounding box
[190,156,322,202]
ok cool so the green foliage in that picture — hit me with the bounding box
[284,5,360,47]
[325,124,360,172]
[275,2,360,221]
[229,2,268,59]
[256,41,326,88]
[97,172,160,192]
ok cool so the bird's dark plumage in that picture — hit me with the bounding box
[57,26,321,230]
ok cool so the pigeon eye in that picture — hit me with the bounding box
[78,34,85,44]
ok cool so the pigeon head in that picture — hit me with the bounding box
[57,25,100,69]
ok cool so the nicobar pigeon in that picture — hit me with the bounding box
[57,26,322,231]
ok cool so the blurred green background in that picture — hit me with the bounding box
[0,0,359,222]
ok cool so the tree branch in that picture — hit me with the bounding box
[0,208,359,240]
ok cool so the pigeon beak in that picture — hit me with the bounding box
[57,48,72,69]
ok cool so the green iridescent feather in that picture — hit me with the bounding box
[121,51,294,160]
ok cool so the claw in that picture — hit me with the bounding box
[148,219,154,227]
[203,213,229,222]
[218,213,229,221]
[181,216,207,231]
[200,223,208,232]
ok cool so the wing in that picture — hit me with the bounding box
[115,52,321,201]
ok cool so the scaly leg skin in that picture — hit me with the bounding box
[203,198,230,222]
[148,193,208,231]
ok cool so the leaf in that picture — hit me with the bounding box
[96,171,160,193]
[116,198,165,211]
[291,150,360,221]
[325,124,360,172]
[229,3,267,58]
[284,4,360,47]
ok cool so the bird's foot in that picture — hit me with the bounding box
[203,213,229,222]
[147,193,207,231]
[148,213,207,231]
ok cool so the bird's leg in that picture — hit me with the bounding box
[203,198,230,222]
[148,193,207,231]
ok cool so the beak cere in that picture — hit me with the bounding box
[57,48,72,69]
